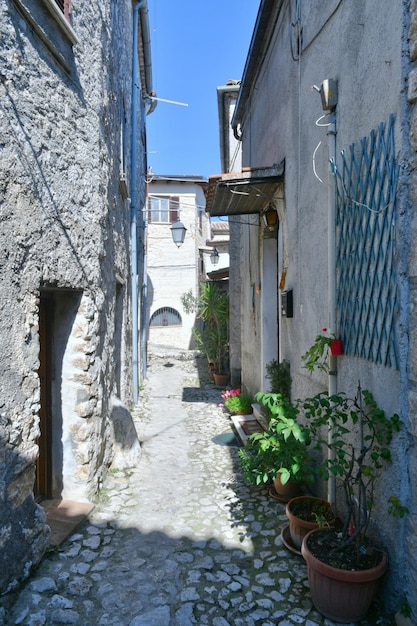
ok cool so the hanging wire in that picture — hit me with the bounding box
[334,164,391,214]
[312,141,324,183]
[315,114,331,127]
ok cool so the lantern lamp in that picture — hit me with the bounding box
[170,219,187,247]
[210,247,219,265]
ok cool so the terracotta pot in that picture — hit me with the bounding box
[285,496,335,550]
[213,372,229,386]
[301,529,388,623]
[273,474,301,499]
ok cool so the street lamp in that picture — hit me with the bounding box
[170,219,187,247]
[210,247,219,265]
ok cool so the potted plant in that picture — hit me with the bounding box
[182,284,229,382]
[238,393,316,499]
[301,328,342,373]
[222,389,254,415]
[285,495,336,551]
[265,359,292,400]
[298,384,402,623]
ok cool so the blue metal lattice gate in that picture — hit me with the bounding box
[336,115,399,369]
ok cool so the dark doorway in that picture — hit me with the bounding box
[35,289,82,500]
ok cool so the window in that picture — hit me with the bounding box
[148,196,179,224]
[54,0,71,21]
[150,307,182,327]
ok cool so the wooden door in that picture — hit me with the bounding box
[35,293,54,500]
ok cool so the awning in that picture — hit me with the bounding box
[207,267,229,281]
[206,162,285,217]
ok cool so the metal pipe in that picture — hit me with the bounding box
[327,111,337,506]
[141,206,148,380]
[130,0,145,403]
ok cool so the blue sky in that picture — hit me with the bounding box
[146,1,260,179]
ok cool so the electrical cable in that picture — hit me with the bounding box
[334,164,392,214]
[313,141,324,183]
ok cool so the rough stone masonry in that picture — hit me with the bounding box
[0,0,148,595]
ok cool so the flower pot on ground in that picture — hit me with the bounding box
[186,282,229,376]
[273,473,301,499]
[285,495,335,550]
[222,389,254,415]
[208,362,216,380]
[213,372,229,386]
[295,382,402,622]
[301,528,388,623]
[238,393,316,492]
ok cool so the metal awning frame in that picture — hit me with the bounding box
[206,162,285,217]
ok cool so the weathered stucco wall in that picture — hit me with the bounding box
[237,0,414,616]
[0,0,146,595]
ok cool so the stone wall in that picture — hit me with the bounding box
[0,0,146,594]
[406,0,417,619]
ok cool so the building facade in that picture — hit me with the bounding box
[146,175,212,351]
[0,0,152,594]
[208,0,415,617]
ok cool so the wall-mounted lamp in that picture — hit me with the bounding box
[170,219,187,247]
[210,247,219,265]
[262,205,278,230]
[262,205,278,238]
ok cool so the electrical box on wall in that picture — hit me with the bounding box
[281,290,293,318]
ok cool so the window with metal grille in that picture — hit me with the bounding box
[148,196,179,224]
[54,0,71,20]
[150,307,182,327]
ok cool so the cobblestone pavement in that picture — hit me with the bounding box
[4,347,392,625]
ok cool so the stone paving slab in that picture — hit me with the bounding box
[3,348,393,625]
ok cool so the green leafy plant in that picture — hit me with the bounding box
[265,359,291,400]
[185,283,229,374]
[299,384,402,561]
[387,496,409,518]
[224,392,254,415]
[238,393,316,486]
[399,598,412,618]
[301,329,335,373]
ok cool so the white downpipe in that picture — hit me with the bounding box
[327,112,337,506]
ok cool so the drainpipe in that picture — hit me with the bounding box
[131,0,154,402]
[327,109,337,507]
[141,207,148,380]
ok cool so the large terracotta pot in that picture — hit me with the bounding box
[213,372,229,386]
[273,474,301,499]
[301,529,388,623]
[285,496,335,550]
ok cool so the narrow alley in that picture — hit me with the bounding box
[5,348,391,626]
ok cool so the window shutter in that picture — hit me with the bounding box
[170,196,179,224]
[147,197,152,224]
[55,0,71,20]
